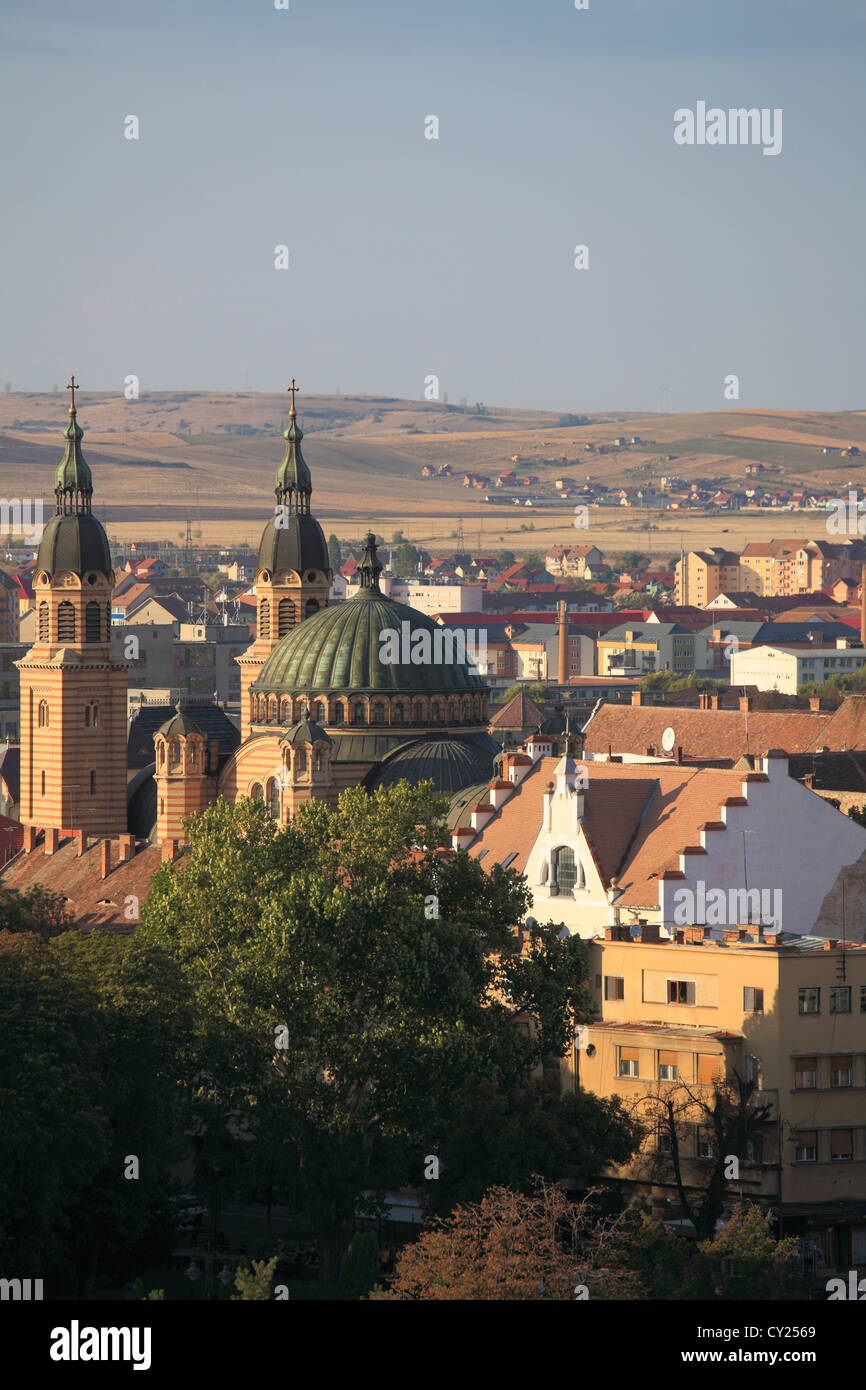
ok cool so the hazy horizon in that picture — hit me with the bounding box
[3,1,865,414]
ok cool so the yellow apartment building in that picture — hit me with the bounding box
[570,923,866,1276]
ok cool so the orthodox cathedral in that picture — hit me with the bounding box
[15,383,497,860]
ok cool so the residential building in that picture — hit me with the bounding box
[730,642,866,693]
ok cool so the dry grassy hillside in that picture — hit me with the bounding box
[1,391,864,554]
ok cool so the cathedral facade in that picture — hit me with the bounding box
[17,385,497,856]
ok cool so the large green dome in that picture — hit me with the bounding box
[253,588,487,696]
[367,736,496,795]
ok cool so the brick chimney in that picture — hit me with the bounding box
[557,600,568,683]
[631,691,643,706]
[639,923,661,943]
[161,838,180,864]
[100,838,111,879]
[45,827,59,856]
[74,829,86,857]
[739,694,752,712]
[809,696,821,712]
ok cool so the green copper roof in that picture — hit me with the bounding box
[55,409,93,494]
[283,711,332,746]
[36,513,112,578]
[257,512,329,576]
[275,416,311,495]
[252,589,488,696]
[368,737,496,796]
[157,706,203,738]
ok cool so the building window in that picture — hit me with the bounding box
[278,598,296,637]
[830,1129,854,1162]
[38,602,49,642]
[189,742,197,768]
[314,748,322,773]
[743,986,764,1014]
[393,703,404,724]
[795,1128,817,1162]
[373,702,385,726]
[352,704,364,725]
[552,845,577,896]
[658,1051,678,1082]
[697,1053,722,1085]
[41,769,45,796]
[250,783,264,801]
[745,1054,760,1085]
[296,748,307,774]
[619,1048,639,1078]
[38,699,49,728]
[314,701,325,723]
[266,778,280,819]
[798,987,820,1015]
[305,598,319,619]
[90,770,95,795]
[745,1135,763,1164]
[830,1055,853,1088]
[657,1127,673,1155]
[667,979,695,1005]
[604,976,624,1001]
[333,702,344,724]
[84,702,99,728]
[259,599,270,639]
[85,601,101,642]
[57,600,76,643]
[794,1057,817,1089]
[830,986,851,1014]
[696,1132,713,1159]
[861,985,866,1014]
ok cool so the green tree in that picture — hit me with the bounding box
[497,550,516,568]
[140,786,598,1283]
[338,1232,382,1300]
[692,1204,799,1300]
[393,542,421,577]
[233,1257,278,1300]
[328,534,341,572]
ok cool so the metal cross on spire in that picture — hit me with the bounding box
[287,377,299,417]
[67,374,79,412]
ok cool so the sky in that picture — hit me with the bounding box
[2,0,865,414]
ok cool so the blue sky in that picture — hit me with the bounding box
[2,0,864,412]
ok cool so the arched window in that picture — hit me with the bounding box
[296,748,307,773]
[280,698,291,723]
[57,600,76,642]
[373,702,385,725]
[552,846,577,896]
[85,601,101,642]
[157,742,165,767]
[38,699,49,728]
[305,598,319,619]
[258,695,267,722]
[333,702,344,724]
[38,603,49,642]
[314,701,325,723]
[266,778,280,818]
[413,701,424,723]
[268,697,278,723]
[278,598,296,636]
[314,748,323,772]
[259,599,271,639]
[431,701,441,722]
[169,739,180,766]
[393,703,404,724]
[250,783,264,802]
[84,702,99,728]
[352,703,364,725]
[189,742,197,768]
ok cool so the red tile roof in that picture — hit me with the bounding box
[582,703,831,763]
[0,839,162,929]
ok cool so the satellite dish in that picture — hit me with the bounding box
[661,726,676,754]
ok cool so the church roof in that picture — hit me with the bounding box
[257,512,330,577]
[366,735,497,796]
[127,703,241,771]
[157,706,203,738]
[36,387,112,580]
[253,542,488,698]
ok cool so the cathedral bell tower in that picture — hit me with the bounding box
[238,378,332,738]
[17,379,128,835]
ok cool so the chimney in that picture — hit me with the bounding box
[45,827,59,856]
[809,696,821,712]
[698,693,708,710]
[711,694,720,710]
[161,838,180,864]
[22,825,38,853]
[557,600,568,683]
[675,745,684,764]
[118,834,136,863]
[739,694,752,712]
[639,923,661,943]
[100,838,111,879]
[631,691,643,706]
[74,829,86,857]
